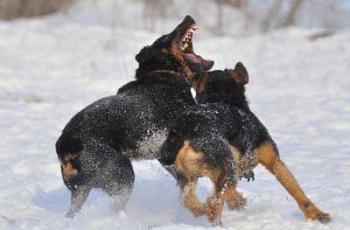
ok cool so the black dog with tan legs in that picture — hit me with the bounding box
[160,62,331,225]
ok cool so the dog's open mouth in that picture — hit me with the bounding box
[179,23,214,71]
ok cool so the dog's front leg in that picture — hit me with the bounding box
[257,141,331,224]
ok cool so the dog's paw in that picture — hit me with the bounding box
[302,202,331,224]
[191,204,208,217]
[65,210,76,218]
[316,212,331,224]
[226,192,246,210]
[240,170,254,182]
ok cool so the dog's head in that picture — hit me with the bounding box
[196,62,249,105]
[135,15,214,84]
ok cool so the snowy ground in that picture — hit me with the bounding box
[0,14,350,230]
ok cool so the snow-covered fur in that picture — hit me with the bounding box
[160,62,331,225]
[55,16,212,217]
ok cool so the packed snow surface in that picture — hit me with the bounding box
[0,15,350,230]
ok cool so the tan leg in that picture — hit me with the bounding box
[180,181,207,217]
[257,141,331,224]
[226,189,246,210]
[207,183,237,226]
[175,140,208,217]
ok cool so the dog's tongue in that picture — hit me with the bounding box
[183,53,214,71]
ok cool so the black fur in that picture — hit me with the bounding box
[160,62,331,224]
[56,15,213,217]
[160,62,273,183]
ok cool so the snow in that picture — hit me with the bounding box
[1,14,350,230]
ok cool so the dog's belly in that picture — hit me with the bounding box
[137,128,169,159]
[124,128,169,160]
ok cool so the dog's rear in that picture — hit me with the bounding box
[56,133,135,217]
[160,111,242,224]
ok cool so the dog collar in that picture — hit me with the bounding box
[151,70,191,87]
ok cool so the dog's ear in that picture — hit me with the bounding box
[135,46,153,64]
[226,62,249,85]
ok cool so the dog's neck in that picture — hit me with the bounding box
[198,85,250,111]
[135,61,181,79]
[135,69,192,90]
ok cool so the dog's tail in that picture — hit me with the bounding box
[56,134,83,185]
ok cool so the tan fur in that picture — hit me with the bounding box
[175,140,210,216]
[196,72,209,94]
[175,140,219,180]
[61,153,78,181]
[226,69,249,85]
[63,153,77,162]
[229,145,258,178]
[175,140,225,218]
[170,42,195,83]
[226,189,246,210]
[257,141,331,223]
[206,183,237,226]
[181,182,207,217]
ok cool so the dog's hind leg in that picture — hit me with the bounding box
[66,186,91,218]
[257,141,331,224]
[105,181,134,213]
[204,144,239,225]
[178,176,208,217]
[103,158,135,213]
[206,172,238,226]
[90,142,135,214]
[174,141,208,217]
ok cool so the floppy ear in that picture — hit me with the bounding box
[135,46,153,64]
[226,62,249,85]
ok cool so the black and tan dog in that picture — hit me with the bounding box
[160,62,331,225]
[56,16,214,217]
